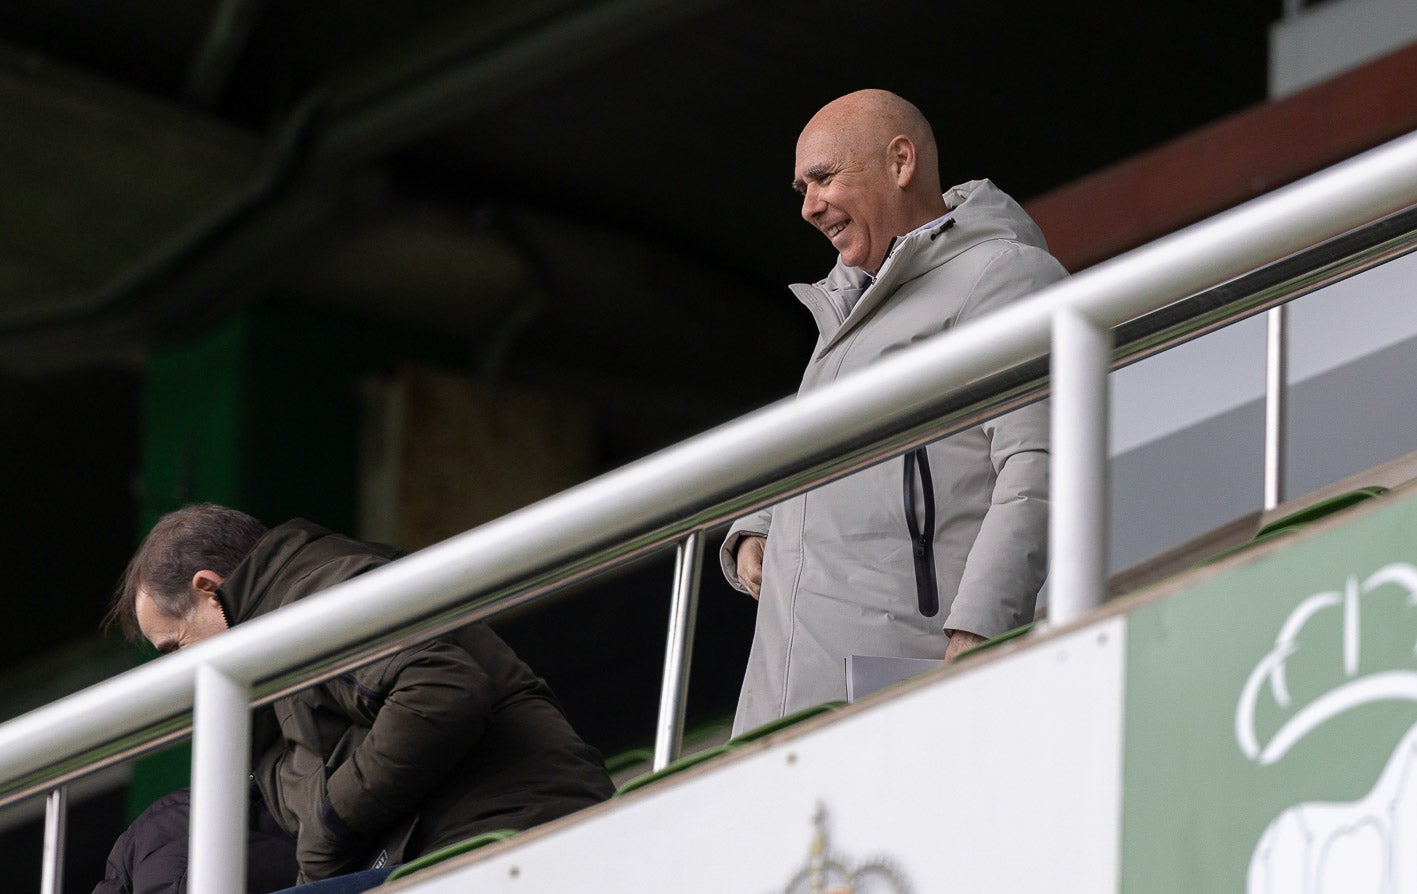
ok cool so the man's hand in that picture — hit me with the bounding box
[735,535,766,600]
[944,629,987,662]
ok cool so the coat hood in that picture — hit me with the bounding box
[793,179,1048,347]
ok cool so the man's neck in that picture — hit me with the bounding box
[902,191,949,229]
[864,207,952,274]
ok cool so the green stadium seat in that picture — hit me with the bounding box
[1252,485,1388,540]
[613,743,733,797]
[614,702,848,797]
[727,701,845,746]
[1204,486,1388,567]
[954,621,1037,661]
[382,829,518,884]
[602,746,654,778]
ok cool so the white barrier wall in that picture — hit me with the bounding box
[389,486,1417,893]
[399,619,1124,893]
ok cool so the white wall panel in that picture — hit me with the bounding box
[401,619,1126,893]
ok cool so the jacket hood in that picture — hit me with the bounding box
[793,179,1048,345]
[216,519,395,626]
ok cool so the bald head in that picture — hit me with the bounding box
[793,90,948,273]
[800,91,942,194]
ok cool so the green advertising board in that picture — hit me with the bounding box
[1123,490,1417,891]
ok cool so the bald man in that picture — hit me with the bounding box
[720,90,1066,733]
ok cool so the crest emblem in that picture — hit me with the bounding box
[1238,562,1417,891]
[781,803,908,894]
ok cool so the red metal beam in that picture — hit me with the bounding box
[1026,41,1417,271]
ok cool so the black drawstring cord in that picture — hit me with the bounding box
[928,218,956,241]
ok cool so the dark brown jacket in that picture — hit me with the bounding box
[217,520,612,881]
[91,786,297,894]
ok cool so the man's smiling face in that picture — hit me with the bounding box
[793,121,901,275]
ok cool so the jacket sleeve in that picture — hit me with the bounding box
[130,845,189,894]
[941,244,1064,639]
[299,638,494,872]
[269,551,491,878]
[720,507,773,592]
[92,824,137,894]
[94,789,194,894]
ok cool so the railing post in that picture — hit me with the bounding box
[1049,306,1112,626]
[190,664,250,894]
[1264,305,1288,510]
[652,532,704,771]
[40,786,66,894]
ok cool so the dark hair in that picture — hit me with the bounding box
[108,504,268,642]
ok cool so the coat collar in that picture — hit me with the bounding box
[217,519,335,626]
[790,179,1048,357]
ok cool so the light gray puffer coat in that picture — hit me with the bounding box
[721,179,1066,734]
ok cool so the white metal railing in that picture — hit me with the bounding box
[3,130,1417,893]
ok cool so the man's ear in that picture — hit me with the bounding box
[191,569,225,594]
[888,135,917,187]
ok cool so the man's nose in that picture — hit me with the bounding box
[801,185,825,222]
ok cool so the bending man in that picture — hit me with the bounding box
[110,504,614,884]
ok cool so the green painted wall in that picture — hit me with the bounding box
[125,304,439,816]
[127,315,249,816]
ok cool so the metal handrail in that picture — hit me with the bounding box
[3,129,1417,890]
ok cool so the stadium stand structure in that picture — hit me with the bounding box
[3,123,1417,894]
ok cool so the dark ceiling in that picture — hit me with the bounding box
[0,0,1285,700]
[0,5,1291,868]
[0,0,1283,638]
[0,0,1282,385]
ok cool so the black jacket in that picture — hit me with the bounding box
[92,787,297,894]
[217,520,613,881]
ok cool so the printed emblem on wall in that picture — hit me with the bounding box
[1241,562,1417,892]
[1121,493,1417,893]
[780,804,908,894]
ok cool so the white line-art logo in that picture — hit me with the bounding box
[1236,562,1417,767]
[780,803,908,894]
[1248,721,1417,892]
[1240,561,1417,893]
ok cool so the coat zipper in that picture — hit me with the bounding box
[902,447,940,617]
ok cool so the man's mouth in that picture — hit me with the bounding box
[825,221,849,239]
